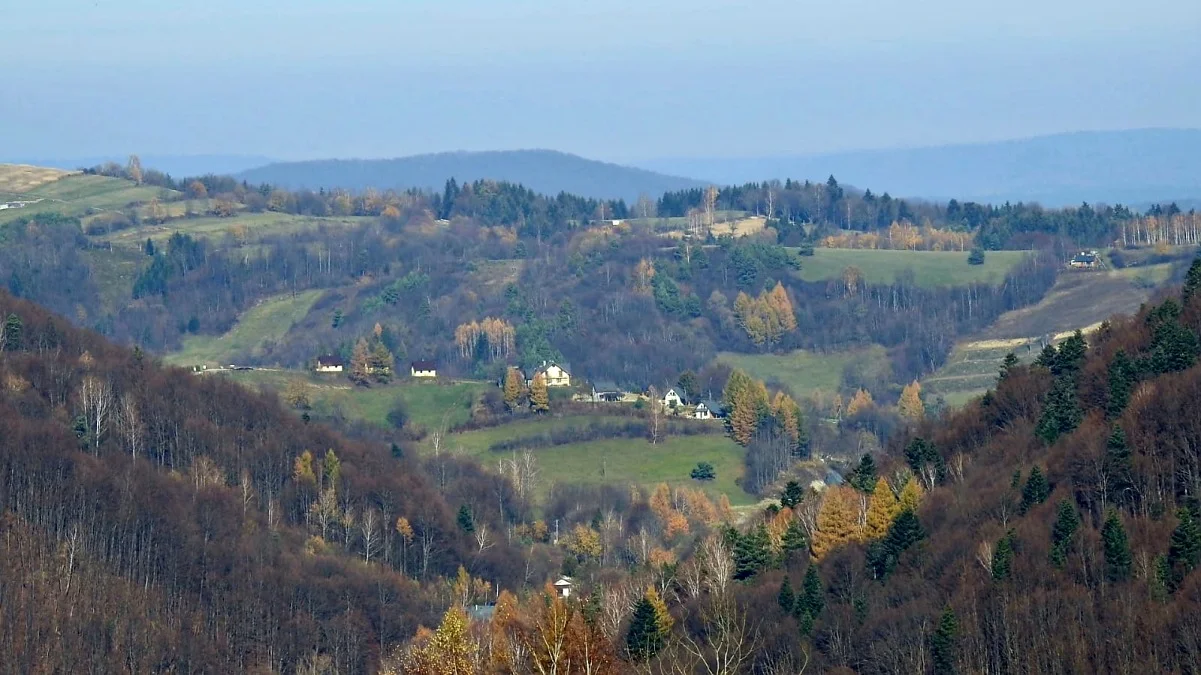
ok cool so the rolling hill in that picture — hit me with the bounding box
[236,149,707,201]
[638,128,1201,206]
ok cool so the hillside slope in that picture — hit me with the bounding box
[741,258,1201,673]
[0,290,528,673]
[640,128,1201,206]
[237,149,707,201]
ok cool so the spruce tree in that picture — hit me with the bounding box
[1020,467,1050,513]
[781,519,807,558]
[1105,350,1135,419]
[777,575,795,612]
[930,606,959,675]
[1035,377,1082,445]
[793,565,825,634]
[456,505,475,533]
[998,352,1020,383]
[780,480,804,509]
[848,454,877,493]
[2,313,21,351]
[870,509,926,578]
[1101,509,1133,582]
[732,524,770,580]
[1052,330,1088,376]
[626,597,664,660]
[1034,343,1058,370]
[1049,499,1080,568]
[992,532,1015,581]
[1184,255,1201,303]
[1104,425,1135,506]
[1152,554,1172,600]
[1168,507,1201,585]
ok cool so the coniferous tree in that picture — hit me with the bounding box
[1104,425,1135,507]
[848,454,878,493]
[869,509,926,578]
[1049,499,1080,568]
[503,367,524,412]
[863,477,900,541]
[1168,507,1201,587]
[930,606,959,675]
[793,565,824,634]
[777,575,795,612]
[2,313,21,351]
[1034,343,1058,370]
[997,352,1020,383]
[732,523,771,580]
[780,480,804,509]
[1184,255,1201,303]
[529,373,550,413]
[1106,350,1136,419]
[456,505,474,533]
[1020,467,1050,513]
[1102,509,1133,582]
[1035,377,1082,445]
[781,519,807,558]
[992,532,1015,581]
[626,597,664,660]
[1052,330,1088,376]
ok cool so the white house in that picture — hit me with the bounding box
[410,360,438,378]
[661,387,684,408]
[531,361,571,387]
[314,355,345,373]
[553,576,574,598]
[693,398,723,420]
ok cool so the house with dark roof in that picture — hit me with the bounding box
[410,360,438,378]
[314,354,345,373]
[591,380,627,402]
[1070,251,1101,269]
[693,398,724,420]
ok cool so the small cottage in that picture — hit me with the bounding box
[661,387,684,408]
[531,361,571,387]
[693,398,724,420]
[553,576,574,598]
[314,355,345,373]
[410,360,438,378]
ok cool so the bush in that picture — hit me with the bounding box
[386,400,409,430]
[967,248,986,265]
[691,461,716,481]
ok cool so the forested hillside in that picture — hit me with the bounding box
[236,150,707,202]
[0,290,536,672]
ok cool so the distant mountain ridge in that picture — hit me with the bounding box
[637,129,1201,207]
[235,149,707,202]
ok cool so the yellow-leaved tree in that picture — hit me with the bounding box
[846,388,875,416]
[898,476,925,513]
[898,380,925,421]
[395,607,480,674]
[530,373,550,413]
[862,477,900,540]
[811,486,862,561]
[502,367,524,411]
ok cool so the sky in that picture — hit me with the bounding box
[2,0,1200,162]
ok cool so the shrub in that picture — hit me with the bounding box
[691,461,716,481]
[967,248,986,265]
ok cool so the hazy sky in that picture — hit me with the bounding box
[3,0,1200,161]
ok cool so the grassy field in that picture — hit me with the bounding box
[166,290,324,367]
[100,212,372,248]
[79,248,145,316]
[794,248,1030,287]
[221,369,490,432]
[922,338,1038,407]
[718,346,887,400]
[0,174,174,224]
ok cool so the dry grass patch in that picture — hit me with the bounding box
[0,164,75,195]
